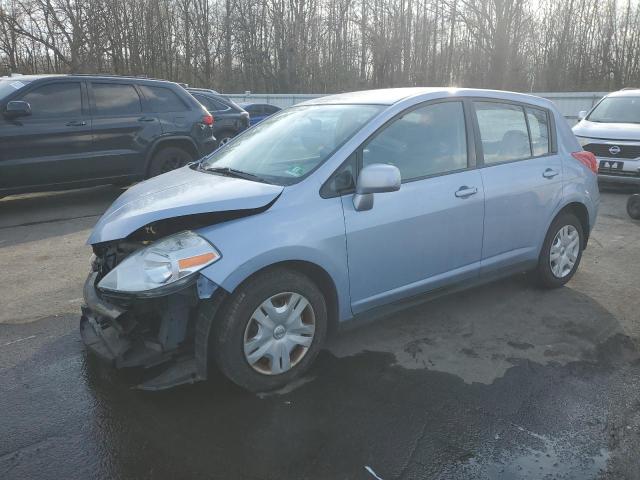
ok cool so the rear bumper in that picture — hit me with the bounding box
[598,173,640,185]
[80,272,203,390]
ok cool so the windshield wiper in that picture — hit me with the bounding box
[202,166,269,183]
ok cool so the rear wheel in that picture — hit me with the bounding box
[627,194,640,219]
[534,212,584,288]
[216,131,235,147]
[148,146,193,177]
[211,268,327,392]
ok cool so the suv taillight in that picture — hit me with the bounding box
[572,151,598,174]
[202,114,214,126]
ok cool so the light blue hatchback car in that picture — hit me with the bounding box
[81,88,600,392]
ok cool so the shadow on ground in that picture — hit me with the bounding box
[2,278,639,480]
[0,186,122,247]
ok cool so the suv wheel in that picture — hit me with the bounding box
[534,212,584,288]
[627,194,640,219]
[148,146,193,177]
[216,131,235,147]
[210,268,327,392]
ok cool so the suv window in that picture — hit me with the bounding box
[526,107,550,156]
[139,85,187,113]
[475,102,531,164]
[362,101,468,181]
[93,83,141,115]
[194,94,229,112]
[21,82,82,117]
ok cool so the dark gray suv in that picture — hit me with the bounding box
[0,74,217,196]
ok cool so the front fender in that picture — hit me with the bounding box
[196,194,352,322]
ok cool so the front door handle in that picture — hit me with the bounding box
[138,116,156,122]
[543,168,559,179]
[66,120,86,127]
[455,186,478,198]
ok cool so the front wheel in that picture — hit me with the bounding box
[148,146,193,177]
[627,194,640,219]
[534,212,584,288]
[211,268,327,392]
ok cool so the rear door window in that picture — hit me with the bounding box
[92,83,141,115]
[474,102,531,164]
[139,85,188,112]
[21,82,82,118]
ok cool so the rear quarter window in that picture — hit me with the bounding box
[525,107,551,156]
[139,85,188,113]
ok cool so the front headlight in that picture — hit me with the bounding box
[97,231,220,296]
[576,136,591,147]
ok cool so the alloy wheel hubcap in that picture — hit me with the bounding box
[243,292,316,375]
[549,225,580,278]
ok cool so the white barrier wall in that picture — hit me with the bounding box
[227,91,609,125]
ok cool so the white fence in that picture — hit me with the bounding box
[227,91,608,125]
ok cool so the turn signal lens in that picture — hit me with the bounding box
[572,151,598,174]
[178,252,218,270]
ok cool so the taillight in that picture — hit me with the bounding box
[202,114,214,126]
[572,151,598,174]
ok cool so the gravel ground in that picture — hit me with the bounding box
[0,186,639,480]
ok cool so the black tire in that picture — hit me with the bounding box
[148,146,193,177]
[210,268,327,392]
[216,130,235,147]
[534,212,584,289]
[627,194,640,220]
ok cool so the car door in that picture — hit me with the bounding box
[341,100,485,314]
[88,81,161,179]
[0,80,91,189]
[473,100,563,272]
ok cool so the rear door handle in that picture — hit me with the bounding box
[66,120,86,127]
[455,186,478,198]
[543,168,559,179]
[138,116,156,122]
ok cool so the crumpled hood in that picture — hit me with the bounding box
[88,165,283,244]
[573,120,640,141]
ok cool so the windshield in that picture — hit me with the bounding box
[588,96,640,123]
[0,78,32,101]
[200,104,384,185]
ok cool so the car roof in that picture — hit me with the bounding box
[238,102,280,107]
[2,73,180,86]
[608,89,640,97]
[188,87,221,94]
[298,87,554,107]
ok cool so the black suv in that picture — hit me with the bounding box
[0,75,217,196]
[187,88,250,146]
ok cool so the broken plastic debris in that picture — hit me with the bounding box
[364,465,383,480]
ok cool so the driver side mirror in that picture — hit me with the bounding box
[4,100,31,119]
[577,110,587,121]
[353,163,401,211]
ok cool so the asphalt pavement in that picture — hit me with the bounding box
[1,186,639,480]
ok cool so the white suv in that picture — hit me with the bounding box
[573,89,640,185]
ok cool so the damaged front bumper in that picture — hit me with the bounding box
[80,272,222,390]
